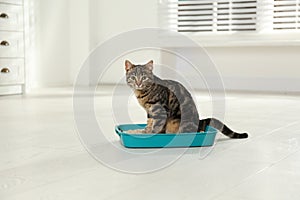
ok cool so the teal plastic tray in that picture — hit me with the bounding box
[115,124,217,148]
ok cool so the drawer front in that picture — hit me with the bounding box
[0,31,24,57]
[0,0,22,5]
[0,3,23,31]
[0,58,24,85]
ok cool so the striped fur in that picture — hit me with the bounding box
[125,60,248,139]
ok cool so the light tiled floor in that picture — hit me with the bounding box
[0,87,300,200]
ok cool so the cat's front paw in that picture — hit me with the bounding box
[126,129,145,134]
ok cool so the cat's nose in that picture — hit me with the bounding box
[136,81,142,86]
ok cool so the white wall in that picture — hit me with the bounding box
[88,0,160,85]
[89,0,158,45]
[207,46,300,79]
[26,0,71,88]
[26,0,159,88]
[26,0,300,92]
[206,46,300,92]
[69,0,90,86]
[180,46,300,92]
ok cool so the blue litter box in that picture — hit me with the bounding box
[115,124,217,148]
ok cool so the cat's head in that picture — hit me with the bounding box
[125,60,154,90]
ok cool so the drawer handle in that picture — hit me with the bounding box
[1,68,10,73]
[0,13,9,19]
[0,41,9,46]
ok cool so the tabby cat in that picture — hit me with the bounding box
[125,60,248,139]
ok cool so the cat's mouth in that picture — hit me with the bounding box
[135,85,145,90]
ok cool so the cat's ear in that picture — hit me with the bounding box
[145,60,153,71]
[125,60,133,72]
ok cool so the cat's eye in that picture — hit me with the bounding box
[130,76,135,80]
[141,77,147,81]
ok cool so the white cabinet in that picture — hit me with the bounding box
[0,0,24,95]
[0,59,24,85]
[0,3,23,31]
[0,32,24,57]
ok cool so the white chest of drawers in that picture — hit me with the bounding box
[0,0,25,95]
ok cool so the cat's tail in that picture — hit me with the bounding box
[198,118,248,139]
